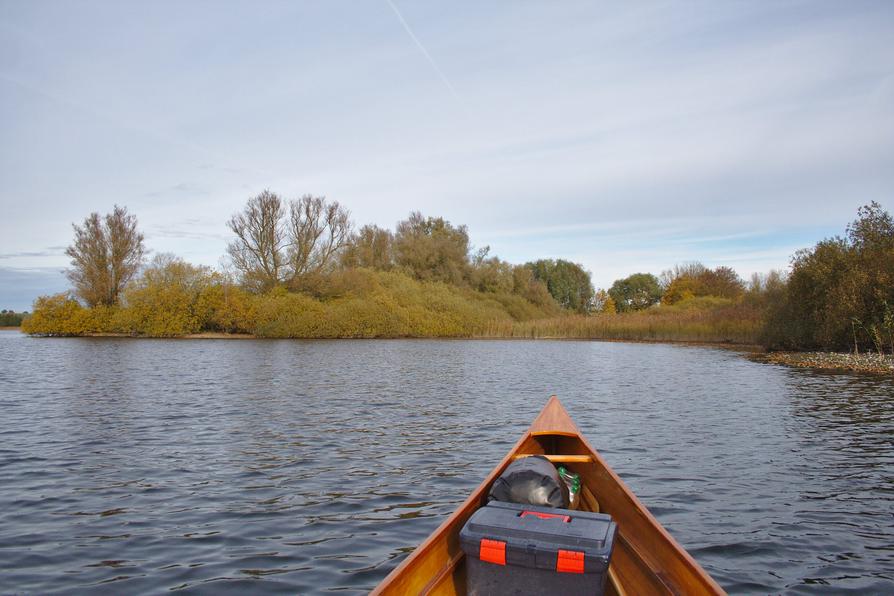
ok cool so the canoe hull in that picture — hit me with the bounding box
[372,396,725,596]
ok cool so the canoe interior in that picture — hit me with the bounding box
[372,398,724,595]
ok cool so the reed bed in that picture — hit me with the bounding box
[476,304,764,345]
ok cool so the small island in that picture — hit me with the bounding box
[19,198,894,373]
[0,309,26,329]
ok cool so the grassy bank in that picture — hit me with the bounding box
[22,269,560,338]
[23,270,761,344]
[477,298,763,344]
[23,270,763,344]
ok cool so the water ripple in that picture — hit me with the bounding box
[0,332,892,594]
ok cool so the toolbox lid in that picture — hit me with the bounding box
[459,501,617,574]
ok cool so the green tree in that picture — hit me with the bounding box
[393,212,470,285]
[511,266,556,307]
[661,263,744,304]
[847,201,894,352]
[848,201,894,252]
[469,247,515,293]
[0,310,24,326]
[764,238,855,349]
[609,273,662,312]
[525,259,594,314]
[65,206,145,306]
[744,270,787,309]
[763,202,894,351]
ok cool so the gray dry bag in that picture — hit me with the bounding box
[488,455,569,508]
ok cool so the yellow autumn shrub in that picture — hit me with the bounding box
[21,294,91,336]
[195,279,255,333]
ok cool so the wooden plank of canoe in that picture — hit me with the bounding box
[372,397,724,595]
[511,454,593,463]
[559,435,724,594]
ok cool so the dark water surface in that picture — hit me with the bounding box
[1,331,893,594]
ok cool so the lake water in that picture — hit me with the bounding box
[1,330,892,594]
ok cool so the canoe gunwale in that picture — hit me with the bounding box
[370,396,725,596]
[530,430,580,437]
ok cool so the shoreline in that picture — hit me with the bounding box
[753,351,894,374]
[25,330,761,351]
[12,328,892,373]
[82,332,260,340]
[14,329,767,356]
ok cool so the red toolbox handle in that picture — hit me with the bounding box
[520,510,570,522]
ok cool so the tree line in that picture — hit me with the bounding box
[0,310,26,327]
[221,191,582,310]
[763,202,894,352]
[22,192,894,352]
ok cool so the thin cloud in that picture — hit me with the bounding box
[384,0,460,101]
[144,182,209,198]
[481,219,766,243]
[0,265,65,274]
[0,249,65,259]
[147,223,228,242]
[2,2,891,304]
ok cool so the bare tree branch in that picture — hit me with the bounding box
[287,195,352,280]
[226,190,287,292]
[65,206,144,306]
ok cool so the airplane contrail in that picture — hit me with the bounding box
[384,0,460,101]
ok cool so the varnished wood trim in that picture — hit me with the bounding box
[421,550,464,595]
[511,454,593,463]
[580,483,600,513]
[371,396,725,595]
[527,395,582,435]
[608,566,628,596]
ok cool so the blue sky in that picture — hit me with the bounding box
[1,1,892,311]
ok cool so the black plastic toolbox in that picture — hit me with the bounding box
[459,501,617,596]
